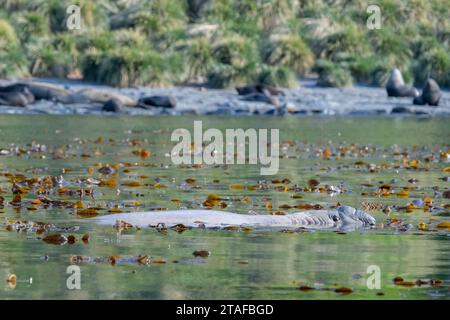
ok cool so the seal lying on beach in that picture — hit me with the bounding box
[236,84,284,96]
[138,95,176,109]
[386,69,419,98]
[18,82,71,101]
[240,89,280,106]
[102,98,123,112]
[75,88,138,106]
[0,84,35,106]
[413,78,442,106]
[95,206,375,231]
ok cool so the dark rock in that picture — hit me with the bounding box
[386,69,419,98]
[240,89,279,106]
[412,95,425,105]
[236,84,284,96]
[102,99,123,112]
[0,84,35,106]
[138,95,176,109]
[423,79,442,106]
[391,106,412,114]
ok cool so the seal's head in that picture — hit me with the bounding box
[337,206,376,226]
[387,68,405,88]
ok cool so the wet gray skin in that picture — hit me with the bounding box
[94,206,376,231]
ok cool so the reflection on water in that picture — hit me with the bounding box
[0,115,449,299]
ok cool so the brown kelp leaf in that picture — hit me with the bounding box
[430,279,443,286]
[185,178,196,184]
[99,178,118,187]
[415,279,429,286]
[334,287,353,294]
[109,255,121,266]
[308,179,320,187]
[207,193,222,201]
[436,222,450,229]
[137,255,151,265]
[69,255,91,264]
[299,285,315,292]
[193,250,210,258]
[67,235,77,244]
[6,274,17,288]
[294,203,323,210]
[396,190,409,198]
[393,277,404,284]
[73,200,84,209]
[396,281,415,287]
[76,208,99,218]
[121,181,143,187]
[171,224,188,233]
[114,220,133,230]
[98,166,114,175]
[11,194,21,204]
[43,234,68,245]
[229,184,245,190]
[418,222,427,231]
[94,137,104,144]
[443,191,450,199]
[393,276,415,287]
[223,225,240,231]
[322,148,331,160]
[219,201,228,208]
[203,199,218,207]
[279,204,292,209]
[152,258,167,264]
[132,149,151,158]
[81,234,89,244]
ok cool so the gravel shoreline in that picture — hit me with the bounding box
[1,78,449,116]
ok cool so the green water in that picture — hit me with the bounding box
[0,115,449,299]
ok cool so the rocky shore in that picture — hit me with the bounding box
[0,78,449,116]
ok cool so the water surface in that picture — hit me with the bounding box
[0,115,449,299]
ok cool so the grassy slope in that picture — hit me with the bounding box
[0,0,449,88]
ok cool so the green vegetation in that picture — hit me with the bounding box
[0,0,449,88]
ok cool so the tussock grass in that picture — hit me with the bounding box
[0,0,448,88]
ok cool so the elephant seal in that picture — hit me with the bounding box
[138,95,176,109]
[0,84,35,107]
[18,82,71,101]
[236,84,284,96]
[102,99,123,112]
[386,69,419,98]
[240,89,279,106]
[76,88,137,107]
[413,78,442,106]
[94,206,375,231]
